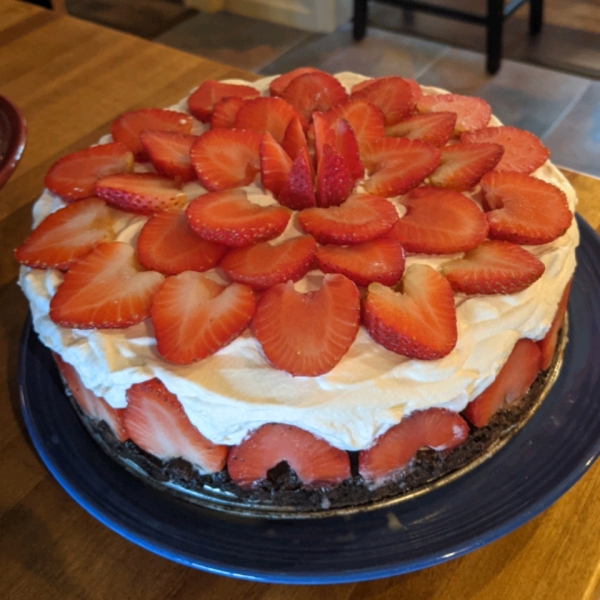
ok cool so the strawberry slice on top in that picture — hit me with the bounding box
[44,142,134,202]
[151,272,255,364]
[315,143,355,208]
[417,93,492,134]
[322,98,385,157]
[234,97,307,144]
[281,116,312,165]
[190,128,262,192]
[392,186,488,254]
[463,338,542,427]
[480,171,572,245]
[136,209,227,276]
[363,263,458,360]
[279,71,348,123]
[269,67,320,97]
[298,192,399,244]
[221,235,317,290]
[361,137,441,197]
[210,96,245,130]
[441,240,545,295]
[429,141,504,191]
[277,147,316,210]
[140,130,198,182]
[228,423,351,488]
[350,76,416,125]
[123,378,228,473]
[54,354,127,442]
[186,189,291,247]
[351,76,422,103]
[461,126,551,174]
[358,408,469,484]
[95,172,186,215]
[187,79,260,122]
[110,108,193,161]
[316,236,405,287]
[253,274,360,376]
[259,132,293,198]
[15,197,114,271]
[49,241,165,329]
[385,112,457,148]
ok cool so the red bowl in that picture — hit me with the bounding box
[0,95,27,190]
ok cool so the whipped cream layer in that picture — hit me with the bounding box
[19,74,579,451]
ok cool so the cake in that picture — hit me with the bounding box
[16,69,579,514]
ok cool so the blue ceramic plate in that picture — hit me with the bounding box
[19,215,600,584]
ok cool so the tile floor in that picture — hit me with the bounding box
[63,0,600,178]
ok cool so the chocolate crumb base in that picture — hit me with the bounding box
[61,323,567,518]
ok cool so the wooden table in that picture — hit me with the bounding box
[2,2,600,598]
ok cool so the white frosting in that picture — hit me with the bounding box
[19,74,579,451]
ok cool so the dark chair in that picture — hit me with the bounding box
[353,0,544,74]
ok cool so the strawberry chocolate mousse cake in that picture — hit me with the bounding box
[16,69,578,513]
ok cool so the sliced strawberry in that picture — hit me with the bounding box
[461,126,550,174]
[187,80,260,122]
[417,93,491,134]
[316,237,405,287]
[111,108,193,161]
[123,378,228,472]
[190,128,261,192]
[228,423,351,488]
[333,118,363,181]
[281,116,312,165]
[234,97,307,144]
[210,96,245,130]
[151,272,255,364]
[480,171,572,245]
[221,235,317,290]
[361,137,441,197]
[538,279,571,370]
[269,67,320,97]
[54,353,127,442]
[260,132,293,197]
[391,187,488,254]
[312,111,336,166]
[385,112,457,147]
[277,147,316,210]
[316,144,355,207]
[313,114,363,181]
[253,274,360,376]
[15,197,114,271]
[298,192,398,244]
[49,241,164,329]
[136,209,227,275]
[322,98,385,157]
[280,71,348,123]
[429,142,504,191]
[140,131,198,182]
[463,338,542,427]
[351,77,422,103]
[362,264,457,360]
[95,173,186,215]
[441,240,545,295]
[351,76,415,125]
[44,142,134,202]
[358,408,469,483]
[186,189,291,247]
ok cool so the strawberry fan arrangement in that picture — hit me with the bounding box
[16,68,573,493]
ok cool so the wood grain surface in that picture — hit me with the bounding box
[2,2,600,598]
